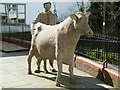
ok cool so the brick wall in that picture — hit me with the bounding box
[76,56,120,88]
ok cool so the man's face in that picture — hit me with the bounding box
[44,3,51,11]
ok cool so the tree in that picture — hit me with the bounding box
[88,2,103,33]
[88,2,120,36]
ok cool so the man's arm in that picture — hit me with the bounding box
[52,13,57,25]
[33,13,42,24]
[31,13,41,35]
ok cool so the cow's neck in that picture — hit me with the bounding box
[61,17,73,29]
[61,17,81,46]
[67,28,81,47]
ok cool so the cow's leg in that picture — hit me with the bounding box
[55,60,62,87]
[34,49,42,73]
[27,47,34,74]
[35,59,42,73]
[69,64,76,84]
[49,60,57,72]
[44,60,48,73]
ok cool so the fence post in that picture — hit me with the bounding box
[103,59,108,68]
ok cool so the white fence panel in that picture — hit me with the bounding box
[1,24,30,33]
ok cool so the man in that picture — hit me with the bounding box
[33,1,57,25]
[31,1,57,73]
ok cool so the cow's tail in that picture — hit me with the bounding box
[30,23,35,35]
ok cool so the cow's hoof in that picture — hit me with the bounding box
[44,70,49,73]
[28,72,32,75]
[52,69,57,72]
[34,70,41,73]
[56,82,61,87]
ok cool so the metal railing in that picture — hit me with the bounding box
[75,33,120,69]
[0,23,30,33]
[1,23,31,48]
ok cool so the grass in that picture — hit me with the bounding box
[80,48,119,66]
[2,32,31,41]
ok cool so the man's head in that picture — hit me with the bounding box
[43,1,51,11]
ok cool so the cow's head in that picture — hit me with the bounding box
[70,12,93,37]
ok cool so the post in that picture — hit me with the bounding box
[24,4,26,24]
[103,2,106,34]
[102,2,108,68]
[16,4,18,24]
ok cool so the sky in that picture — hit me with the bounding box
[0,0,90,3]
[26,2,77,24]
[0,0,91,24]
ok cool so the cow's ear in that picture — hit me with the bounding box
[38,26,41,31]
[70,14,78,29]
[85,12,91,17]
[70,14,78,21]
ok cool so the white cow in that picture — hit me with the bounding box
[27,12,93,86]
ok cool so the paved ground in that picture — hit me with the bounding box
[0,41,28,52]
[0,51,115,90]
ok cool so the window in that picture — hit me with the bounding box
[0,3,26,24]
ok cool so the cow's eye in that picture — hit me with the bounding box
[79,18,82,20]
[78,18,82,22]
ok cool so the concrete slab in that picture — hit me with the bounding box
[0,41,28,52]
[0,51,115,89]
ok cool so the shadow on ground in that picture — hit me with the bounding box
[30,71,109,89]
[1,50,29,57]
